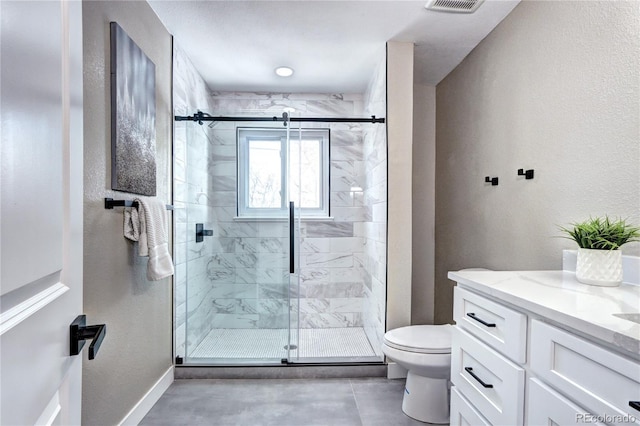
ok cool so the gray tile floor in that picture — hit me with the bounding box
[141,378,426,426]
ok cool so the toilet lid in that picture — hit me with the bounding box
[384,324,452,354]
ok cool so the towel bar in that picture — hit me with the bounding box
[104,197,173,210]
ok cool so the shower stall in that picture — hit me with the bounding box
[173,89,387,366]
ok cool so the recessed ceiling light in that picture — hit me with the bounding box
[275,66,294,77]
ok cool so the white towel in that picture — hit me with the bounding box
[123,205,148,256]
[123,198,174,281]
[123,207,139,241]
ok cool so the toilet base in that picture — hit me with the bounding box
[402,371,450,424]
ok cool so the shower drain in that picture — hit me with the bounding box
[283,344,298,350]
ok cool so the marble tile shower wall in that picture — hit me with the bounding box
[204,92,371,330]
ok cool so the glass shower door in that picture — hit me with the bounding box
[285,119,328,363]
[285,118,301,363]
[177,111,384,365]
[286,200,300,362]
[179,116,299,364]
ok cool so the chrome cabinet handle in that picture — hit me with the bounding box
[466,312,496,328]
[464,367,493,388]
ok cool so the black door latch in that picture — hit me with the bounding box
[70,315,106,360]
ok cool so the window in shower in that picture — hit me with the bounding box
[237,128,329,218]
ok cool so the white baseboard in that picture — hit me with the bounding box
[386,361,407,379]
[118,365,174,426]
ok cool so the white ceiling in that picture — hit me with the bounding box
[148,0,520,93]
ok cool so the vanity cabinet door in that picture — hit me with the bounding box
[530,320,640,425]
[527,378,605,426]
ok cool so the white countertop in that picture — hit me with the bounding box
[447,270,640,358]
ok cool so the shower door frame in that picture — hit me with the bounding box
[176,113,386,366]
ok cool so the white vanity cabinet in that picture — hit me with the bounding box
[454,287,527,363]
[527,378,607,426]
[448,270,640,426]
[450,386,491,426]
[529,319,640,426]
[451,287,526,425]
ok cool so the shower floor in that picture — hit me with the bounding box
[190,327,378,360]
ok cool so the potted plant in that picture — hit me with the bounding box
[560,216,640,286]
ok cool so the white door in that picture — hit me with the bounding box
[1,0,84,424]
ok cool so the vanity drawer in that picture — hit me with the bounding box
[527,378,605,426]
[451,327,525,426]
[530,320,640,425]
[454,286,527,363]
[450,386,491,426]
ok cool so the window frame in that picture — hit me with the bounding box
[236,127,330,218]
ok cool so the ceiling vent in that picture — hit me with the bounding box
[425,0,485,13]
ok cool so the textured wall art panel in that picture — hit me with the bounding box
[110,22,156,196]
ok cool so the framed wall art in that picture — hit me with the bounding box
[110,22,156,196]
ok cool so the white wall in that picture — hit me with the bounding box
[412,84,436,325]
[435,0,640,323]
[386,42,414,331]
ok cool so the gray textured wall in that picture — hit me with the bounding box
[411,84,436,326]
[435,1,640,324]
[82,1,173,424]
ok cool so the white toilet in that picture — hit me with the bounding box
[383,324,452,423]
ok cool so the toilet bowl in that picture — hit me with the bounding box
[382,324,452,424]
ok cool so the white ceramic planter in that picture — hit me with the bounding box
[575,248,623,287]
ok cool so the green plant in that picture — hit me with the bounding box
[560,216,640,250]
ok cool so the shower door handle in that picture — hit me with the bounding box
[195,223,213,243]
[289,201,294,273]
